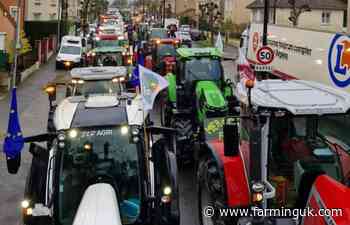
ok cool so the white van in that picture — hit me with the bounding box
[56,36,85,70]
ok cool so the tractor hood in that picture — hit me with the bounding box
[73,183,122,225]
[196,81,227,109]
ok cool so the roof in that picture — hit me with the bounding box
[176,47,222,58]
[71,100,128,128]
[236,79,350,115]
[70,67,127,80]
[247,0,346,10]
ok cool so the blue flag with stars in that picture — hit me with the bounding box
[3,88,24,159]
[130,52,145,87]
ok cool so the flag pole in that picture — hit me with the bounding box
[139,72,152,195]
[12,0,21,89]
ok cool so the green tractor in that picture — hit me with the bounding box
[161,47,236,162]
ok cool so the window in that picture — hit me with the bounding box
[321,11,331,25]
[9,6,18,19]
[253,9,263,23]
[33,12,41,20]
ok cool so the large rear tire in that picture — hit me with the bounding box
[172,118,194,165]
[197,157,234,225]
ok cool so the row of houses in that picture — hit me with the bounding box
[0,0,82,67]
[169,0,348,34]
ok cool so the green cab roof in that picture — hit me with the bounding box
[176,47,222,58]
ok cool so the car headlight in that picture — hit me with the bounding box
[75,57,81,62]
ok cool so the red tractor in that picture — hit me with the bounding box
[197,79,350,225]
[144,38,179,75]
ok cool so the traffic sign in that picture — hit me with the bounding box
[256,46,274,65]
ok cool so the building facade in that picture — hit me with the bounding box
[67,0,80,22]
[247,0,347,33]
[25,0,59,21]
[224,0,254,25]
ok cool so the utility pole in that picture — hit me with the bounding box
[262,0,269,46]
[57,0,62,49]
[163,0,166,26]
[11,0,21,89]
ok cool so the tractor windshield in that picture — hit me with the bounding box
[318,114,350,150]
[73,80,123,96]
[150,29,167,39]
[266,113,350,206]
[157,44,176,58]
[185,58,222,82]
[58,126,140,225]
[96,40,119,47]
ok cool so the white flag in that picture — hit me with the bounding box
[215,32,224,53]
[139,65,169,111]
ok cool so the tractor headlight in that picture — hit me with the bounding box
[121,126,129,135]
[26,208,33,215]
[163,186,172,195]
[69,129,78,139]
[21,200,30,209]
[161,186,172,203]
[251,182,265,204]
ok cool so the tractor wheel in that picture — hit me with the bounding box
[197,157,233,225]
[172,118,194,164]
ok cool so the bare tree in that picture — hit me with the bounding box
[288,0,311,26]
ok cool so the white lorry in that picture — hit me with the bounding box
[241,23,350,93]
[164,18,179,29]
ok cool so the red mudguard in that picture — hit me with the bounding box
[302,175,350,225]
[210,140,250,207]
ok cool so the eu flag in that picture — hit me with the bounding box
[130,53,145,87]
[3,88,24,159]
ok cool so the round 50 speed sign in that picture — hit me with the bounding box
[256,46,275,65]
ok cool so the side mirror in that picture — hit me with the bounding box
[223,117,239,156]
[6,154,21,174]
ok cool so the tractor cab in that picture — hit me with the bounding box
[197,79,350,225]
[88,34,131,67]
[7,93,180,225]
[236,80,350,204]
[146,38,179,75]
[68,67,131,97]
[162,47,235,162]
